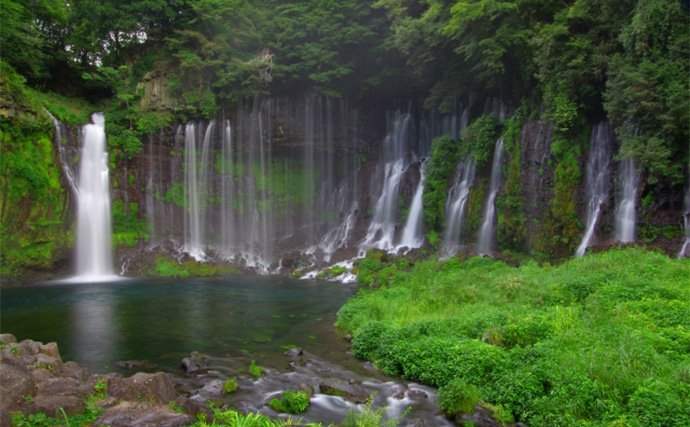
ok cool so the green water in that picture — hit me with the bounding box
[0,276,356,373]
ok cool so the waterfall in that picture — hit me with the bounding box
[442,160,476,257]
[220,120,235,255]
[360,113,411,251]
[615,158,639,243]
[575,123,612,257]
[75,113,115,280]
[477,137,505,255]
[679,183,690,258]
[183,123,205,260]
[398,159,428,251]
[46,110,80,196]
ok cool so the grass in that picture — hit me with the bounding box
[336,247,690,426]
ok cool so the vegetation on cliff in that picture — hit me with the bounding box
[337,247,690,425]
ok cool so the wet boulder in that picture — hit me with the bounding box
[319,378,369,403]
[181,351,207,373]
[284,347,304,357]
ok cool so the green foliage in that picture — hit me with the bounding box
[458,115,501,167]
[190,407,317,426]
[342,393,408,427]
[439,379,480,416]
[112,200,149,247]
[603,0,690,184]
[152,257,189,278]
[249,360,265,377]
[0,112,70,276]
[269,389,311,414]
[223,378,238,394]
[11,405,102,427]
[337,248,690,426]
[423,135,461,231]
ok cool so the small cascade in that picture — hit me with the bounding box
[46,110,79,195]
[679,183,690,258]
[477,137,505,255]
[220,120,235,254]
[615,158,639,243]
[360,113,411,251]
[75,113,115,280]
[442,160,476,257]
[575,123,612,257]
[398,159,428,251]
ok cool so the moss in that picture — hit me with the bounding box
[497,111,528,252]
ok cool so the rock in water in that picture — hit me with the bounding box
[318,378,369,403]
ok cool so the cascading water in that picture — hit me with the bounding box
[679,183,690,258]
[398,159,428,251]
[615,158,639,243]
[477,137,505,255]
[443,160,476,257]
[183,123,205,260]
[75,113,115,280]
[575,123,612,258]
[46,110,79,195]
[360,113,411,251]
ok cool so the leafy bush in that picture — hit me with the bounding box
[249,360,265,377]
[268,389,311,414]
[439,379,480,416]
[223,378,238,394]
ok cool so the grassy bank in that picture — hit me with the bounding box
[336,248,690,426]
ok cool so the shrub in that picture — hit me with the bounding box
[268,389,311,414]
[249,360,265,377]
[439,379,481,416]
[223,378,238,393]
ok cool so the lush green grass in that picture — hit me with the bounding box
[336,248,690,426]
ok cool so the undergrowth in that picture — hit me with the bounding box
[336,247,690,426]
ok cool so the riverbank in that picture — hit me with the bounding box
[336,247,690,426]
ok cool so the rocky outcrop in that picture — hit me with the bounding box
[0,334,194,427]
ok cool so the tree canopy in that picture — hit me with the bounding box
[1,0,688,181]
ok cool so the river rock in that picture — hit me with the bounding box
[93,372,177,404]
[284,347,303,357]
[198,379,225,396]
[117,360,156,370]
[0,333,17,344]
[0,349,35,426]
[319,378,369,403]
[181,351,207,373]
[62,360,91,381]
[30,394,86,418]
[93,401,195,426]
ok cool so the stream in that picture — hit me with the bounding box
[0,276,453,425]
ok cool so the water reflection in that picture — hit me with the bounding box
[0,276,356,373]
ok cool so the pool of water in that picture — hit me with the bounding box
[1,275,454,425]
[0,275,356,373]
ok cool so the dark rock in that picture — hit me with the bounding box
[30,395,86,418]
[173,396,213,422]
[298,383,314,395]
[181,351,207,373]
[198,379,225,396]
[342,334,353,343]
[93,396,120,409]
[284,347,303,357]
[62,361,91,381]
[454,401,508,427]
[117,360,156,370]
[407,389,428,399]
[93,401,195,427]
[319,378,369,403]
[0,333,17,344]
[0,351,34,426]
[101,372,178,404]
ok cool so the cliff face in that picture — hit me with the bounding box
[2,94,687,282]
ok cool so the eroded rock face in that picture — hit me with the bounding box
[181,351,208,373]
[0,334,188,427]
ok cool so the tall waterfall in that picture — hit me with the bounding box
[75,113,115,280]
[361,113,412,251]
[477,137,505,255]
[679,183,690,258]
[398,159,427,250]
[443,160,476,257]
[575,123,612,257]
[615,158,639,243]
